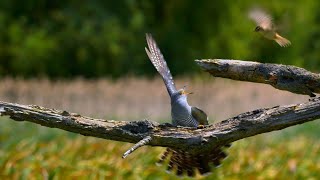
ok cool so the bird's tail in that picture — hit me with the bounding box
[157,145,230,177]
[275,33,291,47]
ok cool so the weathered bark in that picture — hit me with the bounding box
[196,59,320,97]
[1,97,320,156]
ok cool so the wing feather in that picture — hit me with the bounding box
[145,33,177,96]
[248,8,273,30]
[191,106,208,125]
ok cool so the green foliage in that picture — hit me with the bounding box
[0,117,320,179]
[0,118,320,179]
[0,1,320,78]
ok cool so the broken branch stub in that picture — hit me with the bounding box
[196,59,320,97]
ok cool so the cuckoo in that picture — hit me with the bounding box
[145,33,229,176]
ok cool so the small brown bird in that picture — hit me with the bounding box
[249,8,291,47]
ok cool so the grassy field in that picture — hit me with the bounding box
[0,78,319,179]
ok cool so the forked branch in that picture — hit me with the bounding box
[1,97,320,156]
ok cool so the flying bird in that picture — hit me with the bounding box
[145,33,230,176]
[249,8,291,47]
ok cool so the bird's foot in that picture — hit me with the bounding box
[197,125,205,129]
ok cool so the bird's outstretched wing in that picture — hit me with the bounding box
[248,8,273,30]
[191,106,208,125]
[145,33,177,96]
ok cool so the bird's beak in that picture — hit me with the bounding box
[182,91,193,95]
[182,85,193,95]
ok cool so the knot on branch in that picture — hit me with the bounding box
[121,120,158,134]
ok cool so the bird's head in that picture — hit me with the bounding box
[171,86,193,104]
[254,26,263,32]
[178,89,193,96]
[175,85,193,98]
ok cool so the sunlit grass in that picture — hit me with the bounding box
[1,117,319,179]
[0,78,318,179]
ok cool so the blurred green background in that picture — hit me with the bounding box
[1,0,320,179]
[0,0,319,79]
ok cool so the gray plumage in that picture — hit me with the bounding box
[145,33,229,176]
[145,34,176,96]
[171,91,199,127]
[145,33,204,127]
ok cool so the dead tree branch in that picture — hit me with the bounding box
[196,59,320,97]
[1,98,320,156]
